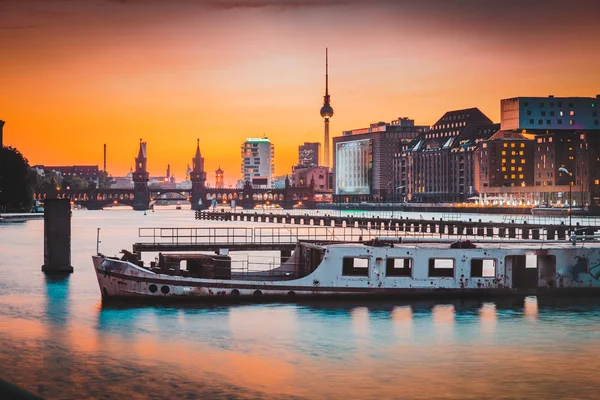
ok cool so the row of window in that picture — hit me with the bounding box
[342,257,497,278]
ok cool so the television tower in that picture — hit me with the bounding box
[319,48,334,168]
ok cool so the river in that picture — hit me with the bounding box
[1,209,600,399]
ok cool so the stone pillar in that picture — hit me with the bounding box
[42,199,73,274]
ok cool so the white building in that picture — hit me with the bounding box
[501,95,599,131]
[241,138,274,188]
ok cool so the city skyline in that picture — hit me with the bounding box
[2,0,600,185]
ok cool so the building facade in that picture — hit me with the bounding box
[215,166,224,188]
[241,138,274,188]
[333,117,428,202]
[473,130,535,202]
[501,95,599,131]
[34,165,100,184]
[297,142,320,169]
[292,166,329,190]
[397,108,499,203]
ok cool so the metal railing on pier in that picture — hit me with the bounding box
[138,226,373,246]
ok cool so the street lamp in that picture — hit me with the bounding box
[558,167,572,235]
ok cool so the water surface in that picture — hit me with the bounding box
[1,210,600,399]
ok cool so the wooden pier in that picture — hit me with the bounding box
[195,210,600,241]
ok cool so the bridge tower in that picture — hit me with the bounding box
[190,139,207,210]
[132,140,150,210]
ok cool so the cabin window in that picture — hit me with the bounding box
[525,254,537,268]
[428,258,454,278]
[342,257,369,277]
[386,258,413,277]
[471,259,496,278]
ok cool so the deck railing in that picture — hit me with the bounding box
[138,226,404,246]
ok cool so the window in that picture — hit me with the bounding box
[428,258,454,277]
[502,151,506,155]
[595,120,599,126]
[550,111,555,116]
[568,102,574,108]
[560,111,564,116]
[527,110,532,116]
[386,258,413,277]
[529,119,534,124]
[538,120,543,125]
[541,111,546,116]
[558,119,563,125]
[524,102,529,107]
[471,259,496,278]
[520,143,525,148]
[540,102,544,107]
[342,257,369,276]
[546,120,551,124]
[570,119,575,125]
[570,110,575,116]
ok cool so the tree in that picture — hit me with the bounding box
[34,169,62,193]
[0,146,34,212]
[62,175,89,192]
[98,170,115,189]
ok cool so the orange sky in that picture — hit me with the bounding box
[1,0,599,186]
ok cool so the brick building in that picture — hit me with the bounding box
[397,108,498,203]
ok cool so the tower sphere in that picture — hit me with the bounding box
[320,104,334,119]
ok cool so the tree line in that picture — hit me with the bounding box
[0,146,113,212]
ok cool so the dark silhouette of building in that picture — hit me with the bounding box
[334,117,428,202]
[132,140,150,210]
[0,120,5,147]
[398,108,499,203]
[190,139,207,210]
[320,48,334,168]
[34,165,99,183]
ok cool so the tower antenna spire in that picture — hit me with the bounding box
[325,47,329,97]
[319,48,334,168]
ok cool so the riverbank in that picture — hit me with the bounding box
[0,213,44,223]
[315,202,597,216]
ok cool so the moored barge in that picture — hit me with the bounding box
[93,236,600,301]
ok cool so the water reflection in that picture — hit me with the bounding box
[3,212,600,399]
[44,275,71,326]
[524,296,539,319]
[478,302,497,336]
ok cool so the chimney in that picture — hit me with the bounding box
[0,120,5,148]
[103,143,107,172]
[167,164,170,179]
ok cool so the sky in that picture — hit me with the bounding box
[1,0,599,186]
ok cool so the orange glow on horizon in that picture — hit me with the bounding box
[2,1,599,186]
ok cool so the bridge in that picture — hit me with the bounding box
[35,139,320,210]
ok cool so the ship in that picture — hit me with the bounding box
[92,235,600,301]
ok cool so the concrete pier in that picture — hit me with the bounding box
[41,199,73,274]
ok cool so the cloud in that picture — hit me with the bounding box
[200,0,355,10]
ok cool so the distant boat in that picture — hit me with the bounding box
[531,206,587,216]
